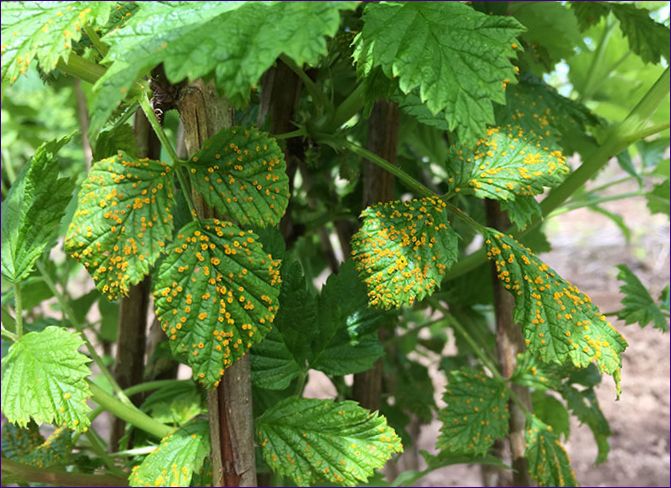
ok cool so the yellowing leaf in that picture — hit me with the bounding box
[526,416,577,486]
[446,125,569,200]
[351,196,458,309]
[187,127,289,228]
[484,230,627,394]
[153,219,281,388]
[65,152,175,300]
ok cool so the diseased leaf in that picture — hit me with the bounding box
[1,1,111,84]
[525,416,577,487]
[256,397,403,486]
[2,137,74,283]
[1,326,92,432]
[561,385,611,464]
[485,230,628,394]
[437,368,509,456]
[615,264,669,331]
[153,219,281,388]
[501,196,542,231]
[351,196,458,309]
[65,152,175,300]
[2,423,72,468]
[129,421,209,487]
[187,127,289,228]
[571,2,670,64]
[446,126,569,201]
[355,2,524,143]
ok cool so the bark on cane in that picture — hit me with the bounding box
[485,199,532,487]
[177,80,257,487]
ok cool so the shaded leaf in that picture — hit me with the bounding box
[525,416,577,486]
[140,381,204,426]
[2,423,73,468]
[531,391,570,439]
[257,397,403,486]
[561,385,611,464]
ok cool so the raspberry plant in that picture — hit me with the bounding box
[1,2,669,487]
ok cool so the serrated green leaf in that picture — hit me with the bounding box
[257,397,403,486]
[485,230,628,394]
[312,261,385,375]
[250,325,303,390]
[2,137,74,283]
[495,76,600,155]
[93,123,139,161]
[140,381,204,426]
[501,196,542,231]
[187,127,289,228]
[571,2,670,64]
[352,196,458,309]
[65,152,175,300]
[561,385,610,464]
[615,264,669,331]
[153,219,281,388]
[446,125,569,201]
[437,368,509,456]
[525,416,577,487]
[511,351,562,392]
[531,391,569,440]
[129,421,209,487]
[2,423,72,468]
[1,1,111,84]
[1,326,92,432]
[355,2,524,143]
[647,178,670,216]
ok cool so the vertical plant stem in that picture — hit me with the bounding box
[73,79,93,168]
[110,109,157,450]
[177,80,257,487]
[352,101,400,414]
[13,283,24,338]
[485,200,531,487]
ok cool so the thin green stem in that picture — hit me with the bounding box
[386,317,447,345]
[176,168,198,220]
[56,53,106,84]
[36,262,131,406]
[83,24,109,57]
[326,82,367,132]
[13,283,23,338]
[88,381,172,439]
[579,21,614,103]
[110,446,157,457]
[275,128,306,140]
[138,93,180,164]
[294,371,308,397]
[443,312,503,381]
[280,55,329,111]
[2,148,16,183]
[445,202,488,232]
[550,190,646,217]
[346,141,434,197]
[1,325,18,341]
[84,430,126,477]
[1,457,127,487]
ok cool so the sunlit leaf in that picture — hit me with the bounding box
[615,264,669,331]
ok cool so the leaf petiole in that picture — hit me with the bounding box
[12,283,23,338]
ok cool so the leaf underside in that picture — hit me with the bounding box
[2,423,73,469]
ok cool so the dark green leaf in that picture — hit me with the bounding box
[525,415,577,486]
[140,381,204,426]
[615,264,669,331]
[531,391,569,439]
[561,385,611,464]
[2,423,73,468]
[93,123,139,161]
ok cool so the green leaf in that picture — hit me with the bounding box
[153,219,281,388]
[615,264,669,331]
[2,423,73,469]
[495,76,600,155]
[0,1,111,84]
[572,2,670,64]
[446,125,569,201]
[1,326,92,432]
[355,2,524,143]
[312,261,385,375]
[525,416,577,487]
[93,123,139,161]
[437,368,509,456]
[647,178,670,216]
[250,325,303,390]
[561,385,611,464]
[351,196,459,309]
[91,2,355,132]
[511,351,562,392]
[140,381,204,426]
[65,152,175,300]
[531,391,569,440]
[256,397,403,486]
[187,127,289,228]
[2,137,74,283]
[394,360,436,423]
[501,196,542,231]
[129,421,209,487]
[485,230,628,394]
